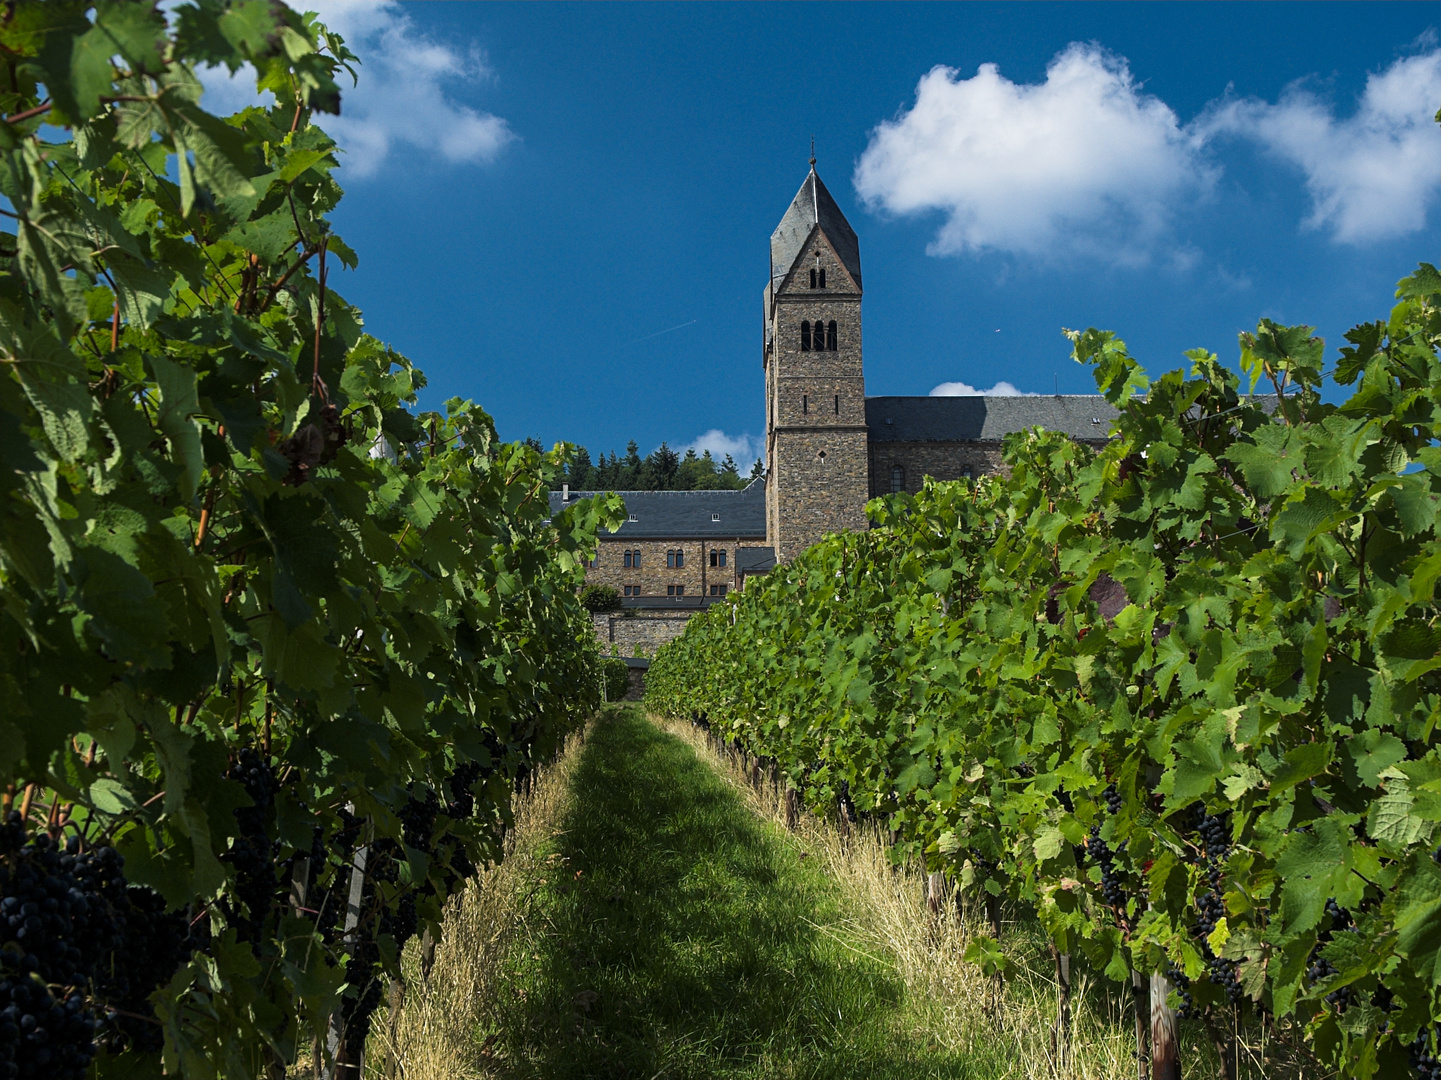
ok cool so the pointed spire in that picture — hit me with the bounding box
[770,159,862,290]
[809,135,816,168]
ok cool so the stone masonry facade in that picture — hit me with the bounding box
[585,538,758,598]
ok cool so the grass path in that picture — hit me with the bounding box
[479,707,971,1080]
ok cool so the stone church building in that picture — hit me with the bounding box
[555,161,1115,647]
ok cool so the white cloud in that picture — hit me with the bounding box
[198,0,513,178]
[854,44,1210,264]
[684,429,760,465]
[855,43,1441,261]
[1198,49,1441,243]
[930,380,1036,397]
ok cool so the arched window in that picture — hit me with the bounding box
[809,268,817,288]
[666,550,675,568]
[675,549,684,568]
[624,551,632,568]
[891,465,904,493]
[633,550,641,568]
[827,321,838,350]
[818,268,826,288]
[800,320,811,351]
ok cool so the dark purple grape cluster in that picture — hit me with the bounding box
[1167,962,1196,1019]
[221,750,280,943]
[0,816,200,1075]
[1412,1029,1441,1080]
[1102,784,1123,816]
[445,761,483,819]
[1085,825,1128,908]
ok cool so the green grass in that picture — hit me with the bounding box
[479,707,973,1080]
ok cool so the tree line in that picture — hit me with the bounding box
[528,438,765,492]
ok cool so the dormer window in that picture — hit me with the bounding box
[800,320,811,351]
[628,513,637,522]
[711,513,720,522]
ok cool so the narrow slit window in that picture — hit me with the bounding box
[818,268,826,288]
[803,394,808,415]
[834,394,839,415]
[800,320,811,351]
[809,268,817,288]
[827,321,838,350]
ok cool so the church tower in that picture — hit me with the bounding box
[763,160,870,562]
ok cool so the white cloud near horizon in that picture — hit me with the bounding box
[854,43,1441,261]
[930,380,1036,397]
[684,429,761,465]
[1197,50,1441,244]
[198,0,513,178]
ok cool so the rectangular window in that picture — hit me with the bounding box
[622,585,632,597]
[717,584,726,596]
[666,584,676,597]
[719,550,726,568]
[676,584,685,596]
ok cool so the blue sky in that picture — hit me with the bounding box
[210,2,1441,468]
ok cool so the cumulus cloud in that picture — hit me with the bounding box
[855,43,1441,260]
[930,380,1036,397]
[854,45,1210,264]
[1197,49,1441,243]
[684,429,760,465]
[198,0,513,178]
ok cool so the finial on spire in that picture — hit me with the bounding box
[809,135,816,167]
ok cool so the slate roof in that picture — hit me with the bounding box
[865,395,1119,443]
[735,546,777,575]
[771,166,862,290]
[548,478,766,539]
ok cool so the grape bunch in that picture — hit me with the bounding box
[1305,899,1357,1012]
[1167,962,1196,1019]
[1102,784,1123,816]
[1412,1029,1441,1080]
[1196,809,1230,860]
[445,761,483,820]
[1085,823,1128,910]
[221,749,280,944]
[0,814,200,1075]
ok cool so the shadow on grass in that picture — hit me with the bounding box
[483,709,971,1080]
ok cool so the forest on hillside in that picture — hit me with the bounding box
[534,438,765,491]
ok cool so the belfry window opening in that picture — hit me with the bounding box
[827,320,837,350]
[800,320,811,351]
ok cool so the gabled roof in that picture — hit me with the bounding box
[548,478,767,539]
[865,396,1119,442]
[771,166,862,291]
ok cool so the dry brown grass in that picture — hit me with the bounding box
[363,722,590,1080]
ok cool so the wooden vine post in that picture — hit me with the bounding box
[1150,969,1180,1080]
[1050,945,1072,1076]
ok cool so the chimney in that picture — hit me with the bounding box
[562,483,569,502]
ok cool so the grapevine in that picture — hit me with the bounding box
[649,257,1441,1078]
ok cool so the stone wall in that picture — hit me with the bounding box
[591,611,694,656]
[583,538,761,598]
[868,441,1007,496]
[771,427,871,562]
[867,439,1111,497]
